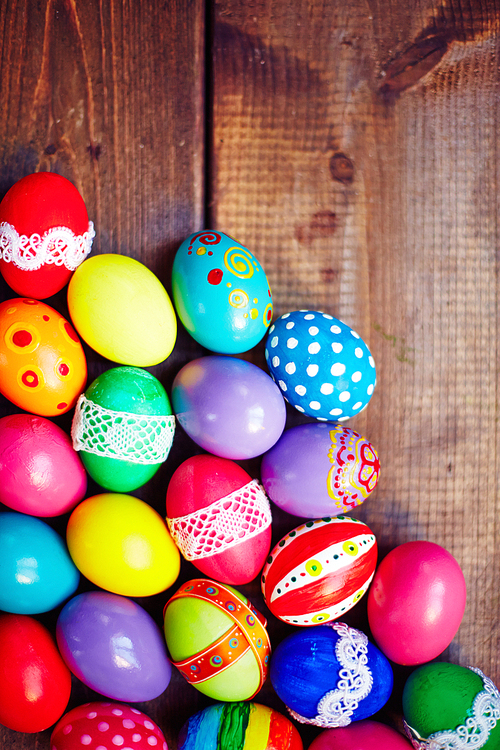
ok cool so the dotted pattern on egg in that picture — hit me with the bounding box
[264,310,376,421]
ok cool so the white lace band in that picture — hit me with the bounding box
[404,667,500,750]
[288,622,373,728]
[0,220,95,271]
[71,393,176,464]
[167,479,272,561]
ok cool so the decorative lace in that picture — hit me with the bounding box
[0,220,95,271]
[72,394,175,464]
[288,622,373,728]
[404,667,500,750]
[167,479,272,561]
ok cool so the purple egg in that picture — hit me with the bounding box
[56,591,172,702]
[171,355,286,459]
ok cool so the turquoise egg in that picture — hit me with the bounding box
[0,512,80,614]
[172,230,273,353]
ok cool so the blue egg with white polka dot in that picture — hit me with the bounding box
[264,310,376,421]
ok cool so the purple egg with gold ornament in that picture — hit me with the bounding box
[270,622,393,728]
[264,310,376,421]
[172,230,273,353]
[163,578,271,702]
[261,422,380,518]
[261,516,377,626]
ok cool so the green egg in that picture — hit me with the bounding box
[72,366,175,492]
[403,662,500,748]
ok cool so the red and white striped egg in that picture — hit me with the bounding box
[261,516,377,626]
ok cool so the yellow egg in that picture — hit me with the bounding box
[67,254,177,366]
[66,493,181,597]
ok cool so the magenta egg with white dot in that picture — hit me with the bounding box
[264,310,376,421]
[171,355,286,459]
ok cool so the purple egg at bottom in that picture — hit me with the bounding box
[56,590,172,702]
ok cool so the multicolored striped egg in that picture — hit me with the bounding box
[178,701,303,750]
[261,516,377,625]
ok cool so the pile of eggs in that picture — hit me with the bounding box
[0,173,495,750]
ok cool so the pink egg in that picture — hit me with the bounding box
[308,721,412,750]
[367,540,467,665]
[166,454,272,584]
[0,413,87,516]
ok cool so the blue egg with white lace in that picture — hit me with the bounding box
[269,622,393,727]
[264,311,376,421]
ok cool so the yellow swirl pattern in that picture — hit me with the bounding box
[229,289,249,309]
[224,246,255,278]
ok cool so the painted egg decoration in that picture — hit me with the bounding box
[172,355,286,459]
[0,413,87,516]
[0,512,79,614]
[56,591,172,702]
[178,701,303,750]
[72,366,176,492]
[0,613,71,732]
[367,540,467,665]
[265,310,376,421]
[166,454,272,584]
[66,492,180,597]
[402,662,500,750]
[308,721,412,750]
[172,230,273,354]
[51,702,168,750]
[67,253,177,366]
[261,422,380,518]
[0,172,94,299]
[261,516,377,626]
[270,622,393,727]
[163,578,271,701]
[0,298,87,416]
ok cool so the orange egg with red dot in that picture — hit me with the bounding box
[0,298,87,416]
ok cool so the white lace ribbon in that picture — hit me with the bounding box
[72,393,175,464]
[167,478,272,561]
[288,621,373,728]
[0,220,95,270]
[404,667,500,750]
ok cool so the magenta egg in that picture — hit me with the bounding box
[166,454,272,584]
[367,540,467,665]
[0,413,87,516]
[308,721,412,749]
[171,355,286,459]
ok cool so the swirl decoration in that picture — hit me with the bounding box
[224,246,255,279]
[189,232,221,248]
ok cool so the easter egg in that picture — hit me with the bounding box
[0,172,94,299]
[261,516,377,626]
[172,355,286,459]
[0,512,79,614]
[0,413,87,516]
[56,591,172,702]
[402,662,500,749]
[264,311,376,421]
[66,492,180,597]
[163,578,271,701]
[0,613,71,732]
[261,422,380,518]
[172,230,273,354]
[51,702,168,750]
[71,366,176,492]
[178,701,303,750]
[67,254,177,366]
[270,622,393,727]
[0,298,87,416]
[367,540,467,665]
[308,721,412,750]
[166,454,272,585]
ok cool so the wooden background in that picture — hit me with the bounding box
[0,0,498,747]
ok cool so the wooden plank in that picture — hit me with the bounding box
[211,0,500,735]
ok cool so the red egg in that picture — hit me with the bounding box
[0,613,71,732]
[367,540,467,665]
[166,454,272,584]
[0,172,94,298]
[308,720,412,749]
[51,701,168,750]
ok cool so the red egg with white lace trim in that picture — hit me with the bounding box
[166,454,272,585]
